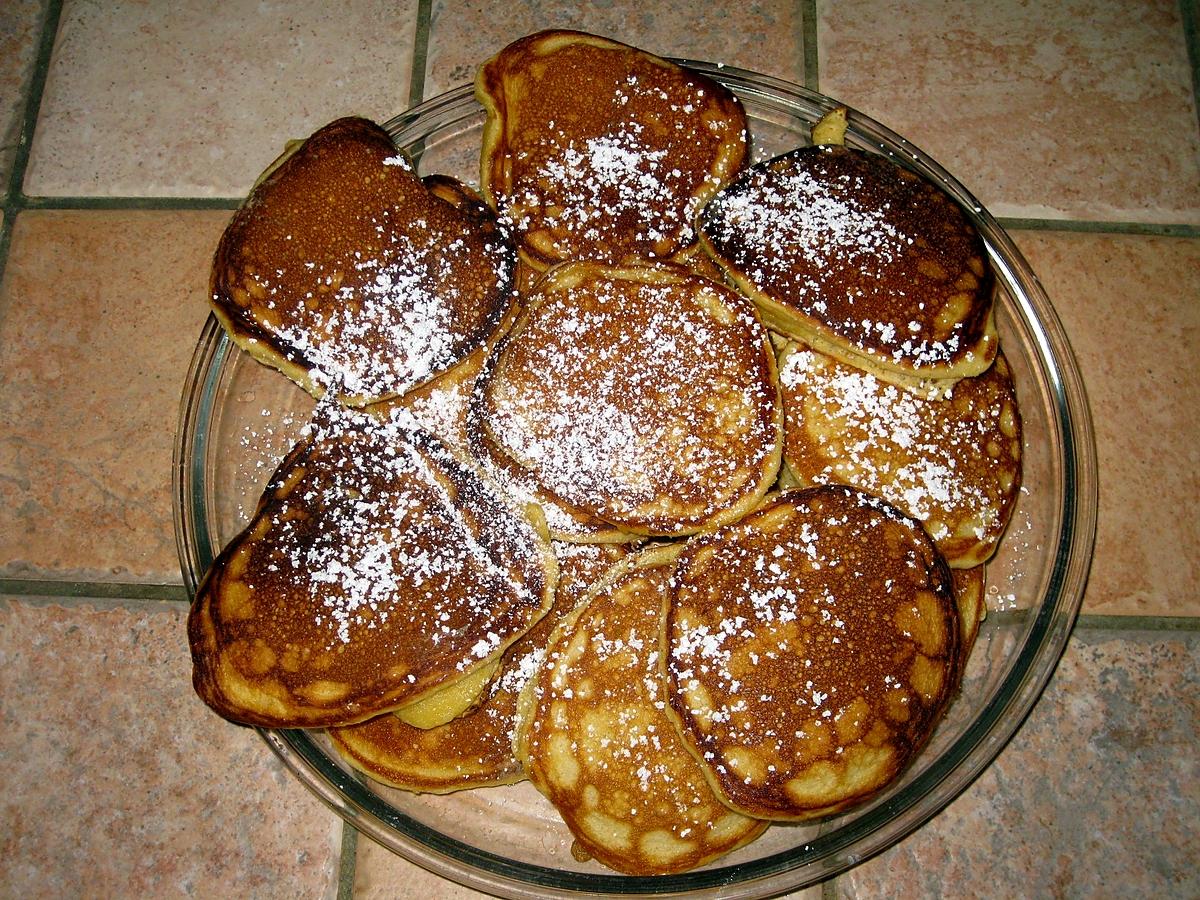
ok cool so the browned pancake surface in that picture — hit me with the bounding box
[211,117,515,404]
[779,342,1022,567]
[698,145,996,384]
[475,260,781,536]
[663,485,959,820]
[517,545,766,874]
[329,542,631,793]
[477,30,747,268]
[952,566,986,663]
[188,401,555,728]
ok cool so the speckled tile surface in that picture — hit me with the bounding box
[0,210,228,582]
[817,0,1200,223]
[24,0,418,198]
[423,0,805,98]
[0,0,44,195]
[0,596,343,898]
[1012,231,1200,616]
[835,627,1200,897]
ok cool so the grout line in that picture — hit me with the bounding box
[408,0,434,107]
[5,0,62,202]
[1075,614,1200,633]
[0,579,189,602]
[998,217,1200,238]
[1181,0,1199,133]
[0,0,64,303]
[20,195,242,211]
[336,823,359,900]
[800,0,819,92]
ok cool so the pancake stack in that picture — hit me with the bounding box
[191,28,1024,876]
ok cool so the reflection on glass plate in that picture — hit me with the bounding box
[173,63,1097,898]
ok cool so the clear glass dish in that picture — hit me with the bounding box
[173,63,1097,897]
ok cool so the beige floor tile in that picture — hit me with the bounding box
[0,209,229,582]
[0,1,44,194]
[25,0,418,198]
[423,1,805,98]
[835,627,1199,897]
[0,597,343,898]
[1012,231,1199,616]
[817,0,1200,224]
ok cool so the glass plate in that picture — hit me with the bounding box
[173,63,1097,898]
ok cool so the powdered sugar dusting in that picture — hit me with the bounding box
[664,487,958,816]
[779,345,1020,560]
[493,66,745,264]
[523,555,762,861]
[484,267,778,531]
[257,398,548,658]
[701,146,987,370]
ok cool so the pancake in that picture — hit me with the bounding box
[516,544,767,874]
[952,566,986,663]
[474,259,781,537]
[329,542,631,793]
[468,431,639,544]
[777,340,1022,567]
[674,241,732,284]
[476,29,747,269]
[210,117,516,405]
[697,143,997,393]
[391,656,501,729]
[662,485,960,821]
[357,282,625,543]
[395,355,636,544]
[187,400,556,729]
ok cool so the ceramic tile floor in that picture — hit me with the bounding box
[0,1,1196,897]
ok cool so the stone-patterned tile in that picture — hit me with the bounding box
[0,597,343,898]
[0,1,45,196]
[817,0,1200,224]
[24,0,418,198]
[1012,231,1200,616]
[423,0,804,98]
[836,627,1200,898]
[0,209,229,582]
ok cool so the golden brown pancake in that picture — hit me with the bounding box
[474,259,781,537]
[383,341,633,544]
[662,485,960,821]
[188,400,556,729]
[468,433,639,544]
[210,117,516,405]
[516,544,767,874]
[698,144,997,392]
[952,565,986,663]
[476,30,747,269]
[328,542,631,793]
[778,340,1022,567]
[674,241,731,284]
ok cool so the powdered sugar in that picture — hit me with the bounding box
[779,345,1020,559]
[700,146,989,370]
[484,268,778,531]
[265,399,548,653]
